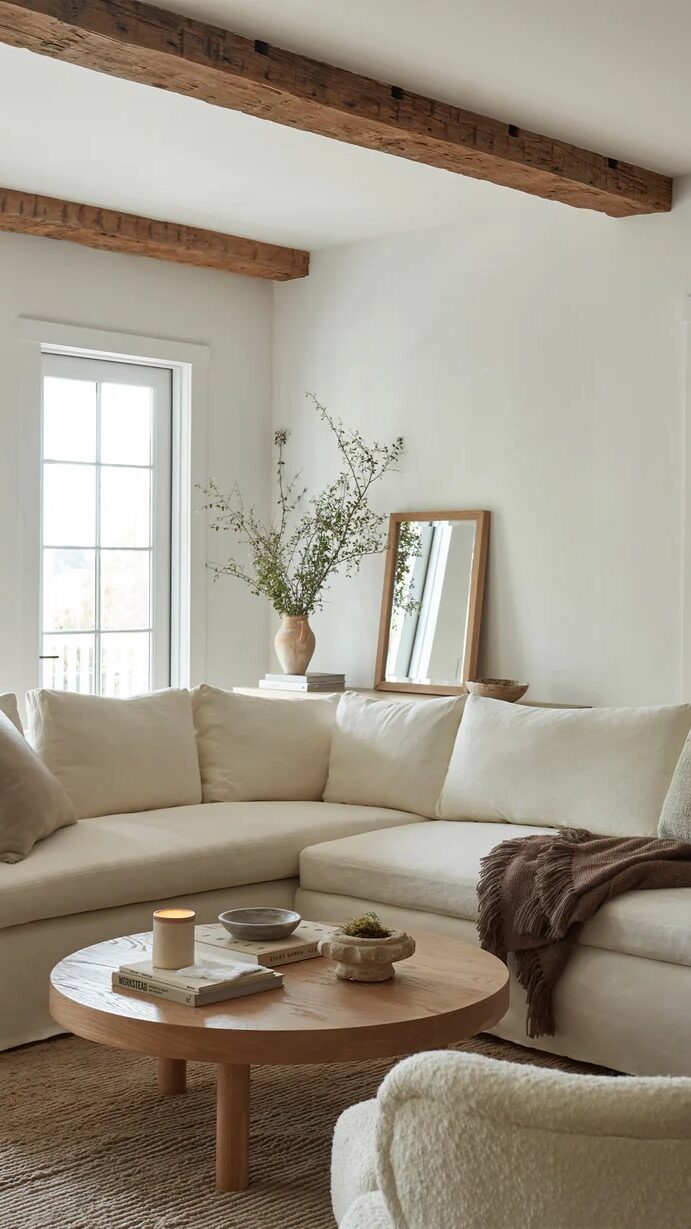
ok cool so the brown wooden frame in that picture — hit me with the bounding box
[374,510,490,696]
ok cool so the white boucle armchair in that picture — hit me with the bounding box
[331,1050,691,1229]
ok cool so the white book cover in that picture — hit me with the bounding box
[118,956,274,991]
[196,920,336,966]
[112,970,283,1006]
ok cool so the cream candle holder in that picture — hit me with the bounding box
[152,908,196,969]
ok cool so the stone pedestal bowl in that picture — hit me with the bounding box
[318,930,416,982]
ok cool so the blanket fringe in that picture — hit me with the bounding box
[477,835,532,959]
[515,950,556,1038]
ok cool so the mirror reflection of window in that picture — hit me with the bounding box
[386,520,478,686]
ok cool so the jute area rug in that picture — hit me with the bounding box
[0,1033,613,1229]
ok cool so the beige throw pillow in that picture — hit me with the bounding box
[192,686,337,802]
[27,688,202,820]
[323,691,465,818]
[0,710,76,862]
[658,735,691,841]
[438,694,691,837]
[0,693,23,734]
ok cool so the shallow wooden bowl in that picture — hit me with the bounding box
[466,678,528,703]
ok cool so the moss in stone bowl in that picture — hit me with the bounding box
[339,912,392,940]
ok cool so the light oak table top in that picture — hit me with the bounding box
[50,929,509,1192]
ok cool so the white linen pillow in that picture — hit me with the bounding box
[0,693,23,734]
[323,691,464,818]
[26,688,201,820]
[438,694,691,837]
[192,685,338,802]
[0,710,75,862]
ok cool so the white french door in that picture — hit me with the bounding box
[40,354,172,696]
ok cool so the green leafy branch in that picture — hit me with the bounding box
[200,394,404,616]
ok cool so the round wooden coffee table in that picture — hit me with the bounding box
[49,928,508,1192]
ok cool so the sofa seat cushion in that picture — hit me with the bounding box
[0,802,422,931]
[299,822,691,968]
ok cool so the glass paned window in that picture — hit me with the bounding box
[40,355,172,697]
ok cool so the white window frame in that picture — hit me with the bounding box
[18,319,210,697]
[41,352,173,693]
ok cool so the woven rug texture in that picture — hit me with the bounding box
[0,1033,613,1229]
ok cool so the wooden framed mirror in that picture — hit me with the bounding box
[374,510,490,696]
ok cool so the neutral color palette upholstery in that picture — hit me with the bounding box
[438,694,691,835]
[27,687,202,819]
[0,802,420,930]
[335,1050,691,1229]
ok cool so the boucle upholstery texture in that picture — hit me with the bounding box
[331,1098,378,1224]
[341,1193,392,1229]
[334,1050,691,1229]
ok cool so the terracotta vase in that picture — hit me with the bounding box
[274,614,316,675]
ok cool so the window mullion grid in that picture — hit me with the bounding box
[95,383,102,695]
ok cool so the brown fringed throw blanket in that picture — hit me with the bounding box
[477,828,691,1038]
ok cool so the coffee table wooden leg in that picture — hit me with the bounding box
[216,1063,250,1192]
[158,1058,187,1095]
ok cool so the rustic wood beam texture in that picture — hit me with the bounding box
[0,0,672,217]
[0,188,310,279]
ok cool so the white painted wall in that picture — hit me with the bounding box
[273,181,691,705]
[0,231,273,698]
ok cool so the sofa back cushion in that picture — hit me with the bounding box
[0,693,23,734]
[192,685,337,802]
[438,694,691,837]
[27,688,201,820]
[0,710,76,862]
[323,691,464,818]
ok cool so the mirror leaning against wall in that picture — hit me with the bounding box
[374,511,490,696]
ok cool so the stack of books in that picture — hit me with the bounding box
[258,672,346,693]
[195,920,335,968]
[112,955,283,1007]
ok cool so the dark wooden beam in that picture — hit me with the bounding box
[0,187,310,279]
[0,0,673,217]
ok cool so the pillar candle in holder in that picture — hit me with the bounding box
[152,908,196,969]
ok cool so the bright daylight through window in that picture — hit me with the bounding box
[40,354,172,697]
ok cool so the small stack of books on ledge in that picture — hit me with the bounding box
[112,956,283,1007]
[258,672,345,693]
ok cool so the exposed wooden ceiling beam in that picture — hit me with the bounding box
[0,0,672,218]
[0,187,310,279]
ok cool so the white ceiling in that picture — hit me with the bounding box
[1,0,691,252]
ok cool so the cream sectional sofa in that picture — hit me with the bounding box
[2,685,691,1078]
